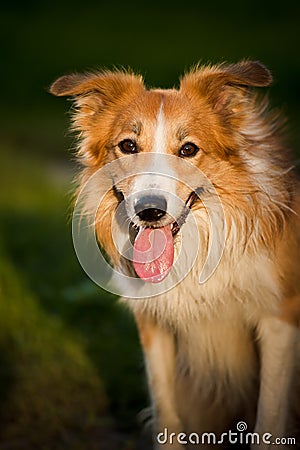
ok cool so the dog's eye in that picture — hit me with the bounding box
[118,139,138,154]
[179,142,199,157]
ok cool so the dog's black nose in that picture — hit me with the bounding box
[135,196,167,222]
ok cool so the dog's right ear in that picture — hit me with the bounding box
[50,73,91,96]
[50,71,145,163]
[50,70,144,107]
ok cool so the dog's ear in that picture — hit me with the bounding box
[180,60,272,112]
[50,71,145,164]
[50,70,144,107]
[218,60,272,88]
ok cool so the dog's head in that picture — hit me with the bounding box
[51,61,273,284]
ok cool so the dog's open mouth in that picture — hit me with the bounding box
[129,190,201,284]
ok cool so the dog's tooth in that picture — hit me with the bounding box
[136,226,145,238]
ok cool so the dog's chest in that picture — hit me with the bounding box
[130,250,280,326]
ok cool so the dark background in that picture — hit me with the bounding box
[0,1,299,449]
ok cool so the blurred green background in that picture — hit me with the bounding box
[1,1,299,448]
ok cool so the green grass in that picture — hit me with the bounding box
[0,146,147,449]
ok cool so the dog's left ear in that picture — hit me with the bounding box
[218,60,272,88]
[180,60,272,112]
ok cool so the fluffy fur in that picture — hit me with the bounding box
[51,60,300,449]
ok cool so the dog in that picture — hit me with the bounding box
[51,60,300,449]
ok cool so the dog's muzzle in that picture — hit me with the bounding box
[113,185,203,284]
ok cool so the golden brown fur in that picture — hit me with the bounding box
[51,60,300,449]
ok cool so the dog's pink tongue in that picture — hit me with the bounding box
[133,225,174,283]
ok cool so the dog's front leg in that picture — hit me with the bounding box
[254,316,298,449]
[135,313,184,450]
